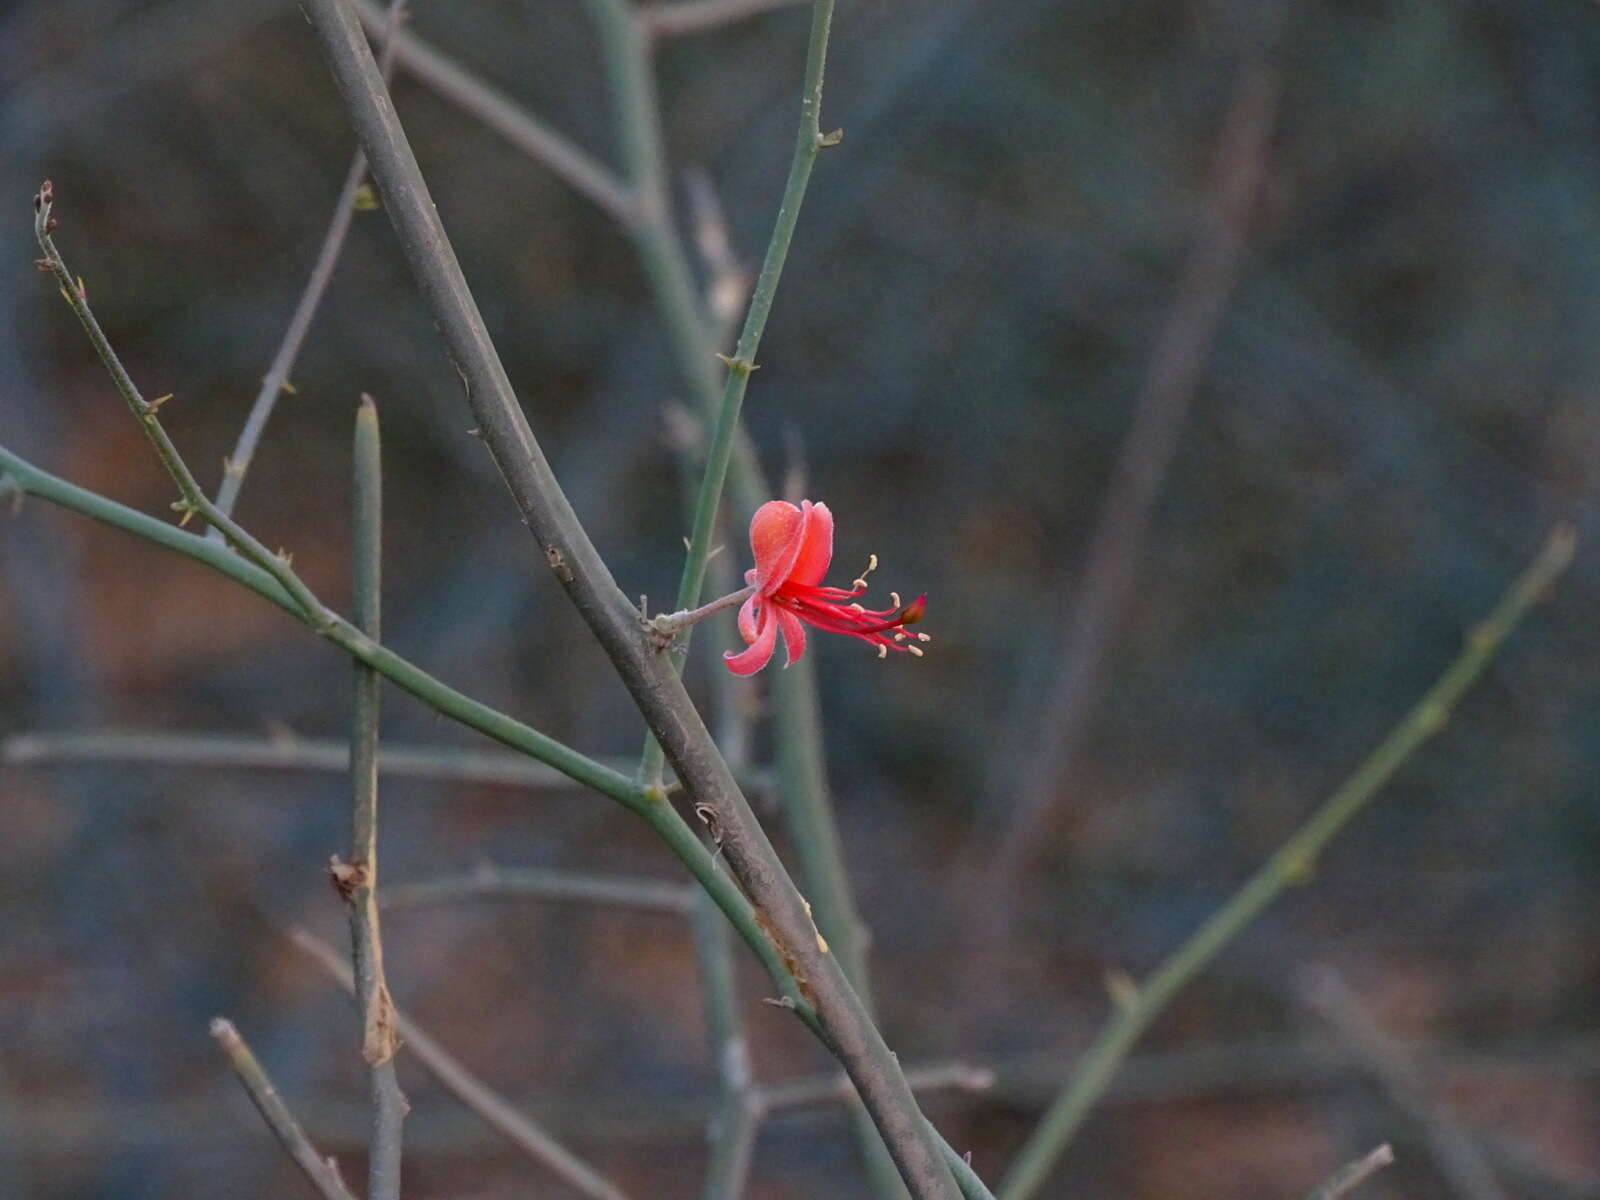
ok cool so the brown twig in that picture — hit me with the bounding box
[291,929,632,1200]
[211,0,409,529]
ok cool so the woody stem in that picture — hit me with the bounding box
[649,583,758,637]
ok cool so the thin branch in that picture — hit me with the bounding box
[694,525,760,1200]
[995,526,1577,1200]
[0,444,636,806]
[1303,1145,1395,1200]
[382,864,695,914]
[291,930,632,1200]
[210,1018,357,1200]
[0,729,772,795]
[295,2,962,1194]
[341,396,407,1199]
[772,649,910,1198]
[988,66,1281,885]
[0,445,812,1022]
[1302,968,1510,1200]
[210,0,408,529]
[693,883,761,1200]
[33,181,332,626]
[641,0,808,39]
[760,1065,995,1117]
[649,583,756,637]
[2,731,641,789]
[347,0,636,225]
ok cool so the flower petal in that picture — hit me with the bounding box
[788,500,834,587]
[737,594,761,645]
[748,501,806,592]
[723,606,779,675]
[775,608,807,667]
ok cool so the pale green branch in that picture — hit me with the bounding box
[997,526,1576,1200]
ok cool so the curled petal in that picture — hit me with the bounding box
[788,500,834,587]
[737,594,761,646]
[748,501,806,592]
[723,606,779,675]
[775,608,807,667]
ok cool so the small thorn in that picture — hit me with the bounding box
[75,275,86,300]
[715,352,759,375]
[816,128,844,148]
[148,393,172,411]
[32,257,51,273]
[466,426,481,438]
[280,379,298,395]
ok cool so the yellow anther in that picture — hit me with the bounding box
[916,632,932,642]
[849,602,865,612]
[889,592,901,608]
[907,645,924,658]
[852,553,879,590]
[876,644,888,659]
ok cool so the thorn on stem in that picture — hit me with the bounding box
[816,128,844,148]
[715,352,759,376]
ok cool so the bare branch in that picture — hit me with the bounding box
[295,1,963,1193]
[211,0,409,529]
[382,864,695,914]
[1301,968,1510,1200]
[210,1018,357,1200]
[642,0,808,39]
[1303,1145,1395,1200]
[291,930,632,1200]
[1,729,772,795]
[347,0,636,225]
[341,396,407,1198]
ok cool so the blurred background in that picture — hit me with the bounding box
[2,0,1598,1196]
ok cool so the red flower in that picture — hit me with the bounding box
[724,499,929,676]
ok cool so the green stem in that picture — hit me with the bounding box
[996,526,1577,1200]
[0,441,816,1028]
[346,397,406,1200]
[298,1,956,1188]
[631,0,838,786]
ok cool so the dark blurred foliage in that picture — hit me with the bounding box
[2,1,1599,1197]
